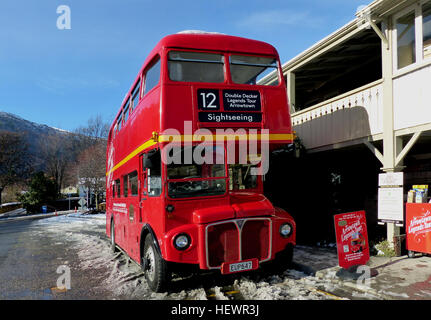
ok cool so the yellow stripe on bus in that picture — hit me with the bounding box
[106,139,157,176]
[106,133,293,176]
[158,133,294,142]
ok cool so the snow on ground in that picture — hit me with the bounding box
[233,270,329,300]
[30,213,354,300]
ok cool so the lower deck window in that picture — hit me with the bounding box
[129,171,138,196]
[115,179,121,198]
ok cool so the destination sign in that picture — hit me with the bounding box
[222,90,261,111]
[197,89,220,110]
[198,112,262,123]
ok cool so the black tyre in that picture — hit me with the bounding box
[110,220,117,253]
[264,245,294,274]
[142,234,170,292]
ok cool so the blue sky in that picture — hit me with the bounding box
[0,0,368,131]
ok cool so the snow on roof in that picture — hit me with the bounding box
[176,30,225,35]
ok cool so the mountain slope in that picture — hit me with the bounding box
[0,111,71,168]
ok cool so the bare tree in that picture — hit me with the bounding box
[0,131,32,205]
[40,133,76,197]
[76,142,107,209]
[74,115,110,148]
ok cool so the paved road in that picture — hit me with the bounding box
[0,214,114,300]
[4,212,427,301]
[0,213,341,300]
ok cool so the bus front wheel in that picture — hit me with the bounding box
[142,234,169,292]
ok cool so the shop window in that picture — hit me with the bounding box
[394,2,431,71]
[423,2,431,59]
[396,10,416,69]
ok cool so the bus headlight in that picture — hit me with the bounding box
[173,233,191,251]
[279,223,292,238]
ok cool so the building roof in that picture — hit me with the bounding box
[261,0,409,79]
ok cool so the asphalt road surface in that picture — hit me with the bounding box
[0,212,389,301]
[0,214,115,300]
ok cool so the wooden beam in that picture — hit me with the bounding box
[369,20,389,49]
[395,131,422,167]
[364,140,385,166]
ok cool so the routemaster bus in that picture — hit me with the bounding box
[106,32,296,292]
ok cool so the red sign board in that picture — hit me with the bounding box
[406,203,431,255]
[334,211,370,269]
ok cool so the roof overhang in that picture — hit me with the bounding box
[259,0,415,84]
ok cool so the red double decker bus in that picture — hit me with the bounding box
[106,32,296,292]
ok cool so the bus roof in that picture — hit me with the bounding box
[155,33,279,56]
[115,33,280,126]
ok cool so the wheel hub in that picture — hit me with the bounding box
[145,246,156,282]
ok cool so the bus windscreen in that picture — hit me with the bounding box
[168,51,225,83]
[166,146,226,198]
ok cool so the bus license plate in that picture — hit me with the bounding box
[229,261,253,273]
[221,259,258,274]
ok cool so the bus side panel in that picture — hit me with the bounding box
[161,84,195,134]
[262,87,292,134]
[141,197,166,258]
[130,87,162,143]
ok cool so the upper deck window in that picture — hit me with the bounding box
[131,79,141,111]
[144,58,161,95]
[168,51,225,83]
[230,55,279,86]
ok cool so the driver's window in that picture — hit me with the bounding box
[229,164,258,190]
[145,150,162,197]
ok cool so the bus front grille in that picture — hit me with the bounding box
[241,219,271,261]
[205,218,272,269]
[207,222,239,268]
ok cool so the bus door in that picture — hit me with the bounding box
[139,153,148,224]
[126,170,140,261]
